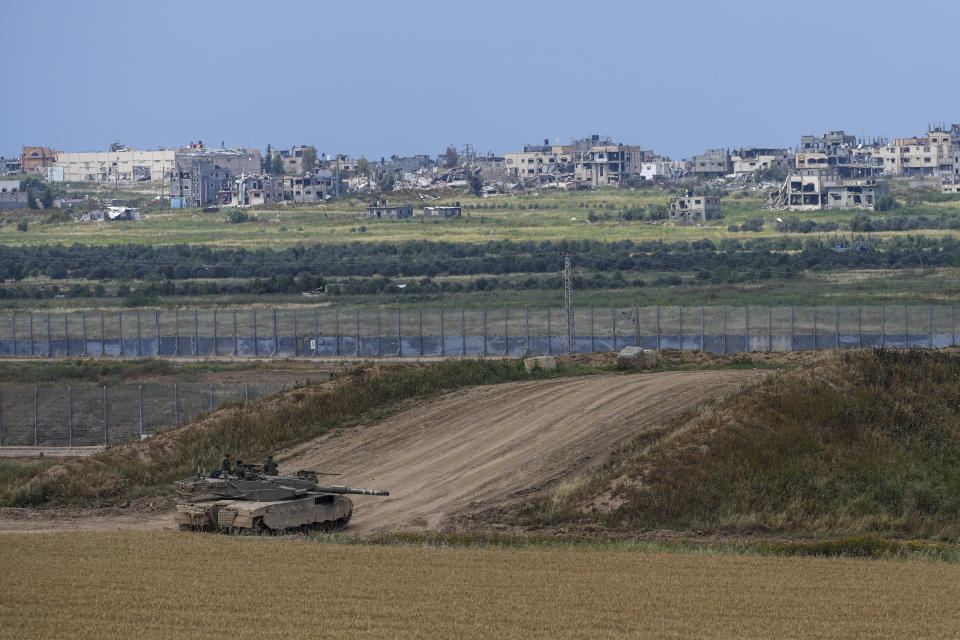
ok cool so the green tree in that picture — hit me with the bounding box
[264,144,272,172]
[468,173,483,197]
[444,146,459,168]
[356,157,370,177]
[301,147,317,174]
[378,171,395,192]
[272,154,285,175]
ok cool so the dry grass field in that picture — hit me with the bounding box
[1,531,958,639]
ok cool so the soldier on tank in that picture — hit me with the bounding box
[234,460,246,478]
[263,455,279,476]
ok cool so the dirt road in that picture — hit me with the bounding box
[279,370,763,534]
[0,369,762,535]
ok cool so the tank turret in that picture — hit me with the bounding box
[174,469,389,534]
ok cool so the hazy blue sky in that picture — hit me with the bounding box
[4,0,959,161]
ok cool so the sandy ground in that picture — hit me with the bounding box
[0,369,762,535]
[278,370,763,534]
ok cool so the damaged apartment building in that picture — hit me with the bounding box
[768,171,889,211]
[169,146,262,208]
[670,190,720,223]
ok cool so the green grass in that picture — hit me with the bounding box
[515,348,960,541]
[4,186,957,249]
[337,530,960,561]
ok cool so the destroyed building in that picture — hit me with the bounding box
[0,156,22,175]
[0,181,27,210]
[365,199,413,219]
[270,146,317,175]
[574,144,651,187]
[217,175,283,207]
[769,171,889,211]
[169,147,262,208]
[374,155,434,175]
[423,203,462,218]
[283,172,344,203]
[505,140,573,181]
[55,148,176,182]
[20,147,57,174]
[689,148,731,177]
[670,191,720,223]
[639,160,688,181]
[872,128,957,177]
[730,148,791,175]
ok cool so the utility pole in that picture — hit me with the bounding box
[564,254,574,354]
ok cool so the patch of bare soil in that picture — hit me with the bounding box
[278,370,765,535]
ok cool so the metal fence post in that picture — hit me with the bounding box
[64,314,69,357]
[590,308,594,353]
[904,305,909,349]
[377,309,382,357]
[209,383,214,413]
[195,310,200,357]
[34,387,38,446]
[767,307,772,352]
[174,384,179,425]
[81,312,87,356]
[953,306,957,347]
[67,386,72,447]
[655,306,660,350]
[313,310,319,356]
[102,386,108,445]
[354,309,360,357]
[633,303,639,348]
[881,305,885,347]
[293,310,298,356]
[813,307,818,350]
[835,306,839,350]
[244,383,249,403]
[858,307,862,349]
[335,309,340,357]
[29,312,34,356]
[253,309,258,356]
[11,314,15,357]
[232,309,238,356]
[100,311,104,356]
[545,309,551,355]
[611,307,616,351]
[116,312,122,357]
[271,309,277,356]
[678,306,683,350]
[744,306,749,352]
[137,311,142,356]
[483,307,488,356]
[790,306,795,351]
[155,310,161,356]
[439,309,444,357]
[462,308,467,356]
[722,308,727,355]
[928,305,933,349]
[505,308,509,356]
[418,308,423,357]
[139,384,143,440]
[213,309,218,356]
[397,309,402,357]
[47,313,52,357]
[174,309,180,356]
[700,307,705,351]
[524,308,530,355]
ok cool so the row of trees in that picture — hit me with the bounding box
[0,236,957,286]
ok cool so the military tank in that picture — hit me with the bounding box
[174,468,389,534]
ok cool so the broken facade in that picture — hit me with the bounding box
[730,148,791,175]
[20,146,57,174]
[670,191,720,223]
[690,148,731,177]
[55,148,176,182]
[770,171,889,211]
[575,144,651,187]
[365,199,413,219]
[423,203,462,218]
[217,175,283,207]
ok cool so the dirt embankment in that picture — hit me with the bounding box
[279,370,764,535]
[0,368,764,534]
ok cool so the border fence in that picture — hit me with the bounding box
[0,306,956,358]
[0,383,286,447]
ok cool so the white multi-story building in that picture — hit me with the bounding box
[54,149,176,182]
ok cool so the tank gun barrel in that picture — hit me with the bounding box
[315,485,389,496]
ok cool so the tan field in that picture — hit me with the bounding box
[1,531,958,639]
